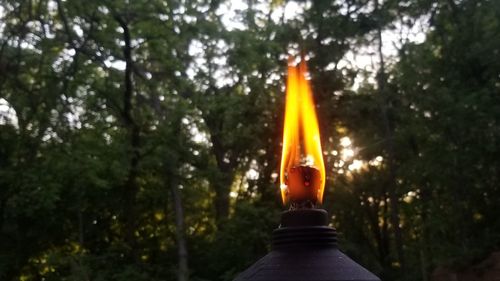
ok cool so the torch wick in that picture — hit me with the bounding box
[286,165,321,209]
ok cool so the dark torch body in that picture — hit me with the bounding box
[233,209,381,281]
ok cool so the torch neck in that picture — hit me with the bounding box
[272,209,338,250]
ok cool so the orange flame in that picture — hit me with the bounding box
[280,55,325,205]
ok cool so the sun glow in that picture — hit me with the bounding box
[279,56,325,205]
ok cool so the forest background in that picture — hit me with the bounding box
[1,0,500,280]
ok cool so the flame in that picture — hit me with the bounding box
[280,55,325,204]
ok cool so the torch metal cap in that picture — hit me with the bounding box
[273,209,337,249]
[233,209,381,281]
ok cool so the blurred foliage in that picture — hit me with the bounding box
[0,0,499,280]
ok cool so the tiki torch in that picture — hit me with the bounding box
[233,56,380,281]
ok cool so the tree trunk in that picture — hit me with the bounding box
[374,0,405,272]
[214,179,231,223]
[169,173,189,281]
[115,13,141,250]
[207,131,235,227]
